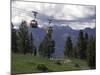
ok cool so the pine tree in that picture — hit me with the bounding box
[38,27,55,58]
[64,36,73,58]
[11,22,17,53]
[17,21,30,54]
[29,32,37,56]
[85,32,88,41]
[84,32,89,59]
[77,30,86,59]
[87,36,96,69]
[29,32,33,54]
[73,46,79,58]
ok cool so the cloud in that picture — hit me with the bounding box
[11,1,96,30]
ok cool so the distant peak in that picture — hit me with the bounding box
[84,27,96,30]
[66,25,72,29]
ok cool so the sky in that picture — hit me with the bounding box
[11,0,96,30]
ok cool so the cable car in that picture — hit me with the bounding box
[30,11,38,28]
[30,20,38,28]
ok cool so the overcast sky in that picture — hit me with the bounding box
[11,0,96,30]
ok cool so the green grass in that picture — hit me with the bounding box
[11,53,90,74]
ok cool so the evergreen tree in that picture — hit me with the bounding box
[30,32,37,56]
[73,46,79,58]
[17,21,30,54]
[64,36,73,58]
[11,23,17,53]
[29,32,33,54]
[87,36,96,69]
[85,32,88,41]
[84,32,89,58]
[33,46,37,56]
[77,30,86,59]
[39,27,55,58]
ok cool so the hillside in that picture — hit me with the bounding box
[12,53,89,74]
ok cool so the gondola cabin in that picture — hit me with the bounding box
[30,20,38,28]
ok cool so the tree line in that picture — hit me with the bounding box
[64,30,96,69]
[11,20,96,69]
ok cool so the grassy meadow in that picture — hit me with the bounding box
[11,53,90,74]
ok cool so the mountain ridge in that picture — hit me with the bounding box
[29,26,96,58]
